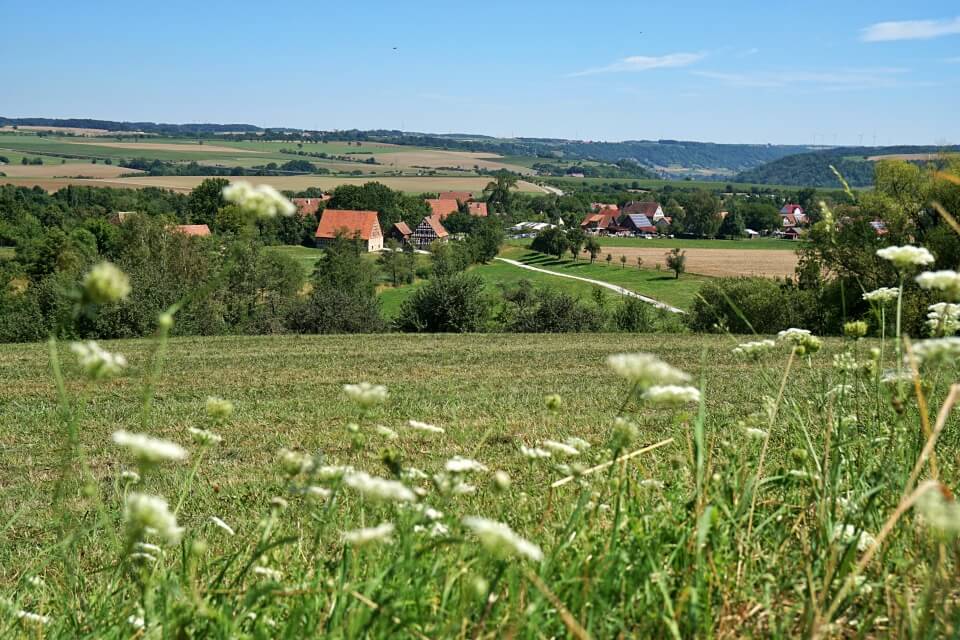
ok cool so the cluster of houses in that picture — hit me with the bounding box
[307,191,487,252]
[579,201,671,236]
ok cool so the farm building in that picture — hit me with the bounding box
[411,215,449,247]
[580,211,621,235]
[291,197,329,218]
[621,201,664,221]
[467,202,488,217]
[389,221,413,244]
[174,224,211,237]
[654,216,672,232]
[619,213,657,234]
[426,198,460,219]
[314,209,384,252]
[591,202,619,212]
[437,191,474,202]
[780,204,805,219]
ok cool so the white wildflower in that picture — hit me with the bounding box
[832,523,876,552]
[375,425,399,440]
[16,610,50,625]
[407,419,444,434]
[120,470,140,483]
[222,181,296,218]
[880,369,913,385]
[134,542,162,554]
[315,464,354,480]
[343,382,388,408]
[124,493,183,545]
[401,467,429,481]
[462,516,543,562]
[926,302,960,335]
[911,337,960,364]
[270,496,288,510]
[493,470,511,491]
[862,287,900,304]
[640,479,665,489]
[641,385,701,406]
[827,384,854,398]
[127,615,145,630]
[744,427,768,440]
[777,328,811,343]
[916,270,960,298]
[278,448,311,476]
[420,506,443,521]
[70,341,127,379]
[306,485,332,501]
[832,352,858,372]
[445,456,488,473]
[26,576,45,588]
[414,522,449,537]
[82,261,130,303]
[343,471,416,503]
[452,481,476,495]
[128,552,156,563]
[205,396,234,421]
[188,427,222,446]
[606,353,691,388]
[542,440,581,456]
[732,339,776,358]
[112,430,187,464]
[916,481,960,536]
[253,566,283,581]
[564,436,591,451]
[520,445,551,459]
[343,522,395,546]
[210,516,235,536]
[876,245,935,269]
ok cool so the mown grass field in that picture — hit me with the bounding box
[510,236,797,251]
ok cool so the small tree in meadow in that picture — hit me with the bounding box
[637,256,644,270]
[585,237,601,264]
[665,248,686,279]
[620,254,627,269]
[567,228,586,262]
[605,253,612,267]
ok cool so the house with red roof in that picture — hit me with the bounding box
[467,202,488,217]
[621,201,664,221]
[580,211,621,235]
[174,224,211,237]
[389,221,413,244]
[426,198,460,219]
[411,215,449,247]
[315,209,384,252]
[291,197,328,218]
[437,191,474,203]
[619,213,657,234]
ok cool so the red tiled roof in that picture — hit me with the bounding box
[581,212,619,229]
[437,191,474,202]
[315,209,380,240]
[621,201,661,216]
[423,215,449,238]
[426,198,460,219]
[175,224,211,237]
[781,204,803,215]
[467,202,488,217]
[291,197,324,217]
[392,221,412,236]
[580,213,603,227]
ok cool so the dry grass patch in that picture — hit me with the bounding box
[74,141,262,153]
[374,149,533,174]
[0,163,141,178]
[592,246,798,278]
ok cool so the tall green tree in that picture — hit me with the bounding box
[484,172,519,213]
[187,178,229,227]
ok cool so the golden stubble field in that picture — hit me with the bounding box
[591,246,798,278]
[373,149,533,174]
[0,163,142,178]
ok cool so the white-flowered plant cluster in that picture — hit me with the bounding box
[82,261,131,304]
[876,245,935,270]
[222,181,296,218]
[70,341,128,379]
[862,287,900,304]
[925,302,960,336]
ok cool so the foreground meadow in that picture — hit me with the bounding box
[1,325,959,637]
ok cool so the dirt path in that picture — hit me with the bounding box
[494,257,684,313]
[589,247,797,278]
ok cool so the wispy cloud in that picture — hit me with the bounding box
[860,16,960,42]
[570,52,705,77]
[692,68,910,90]
[737,48,760,58]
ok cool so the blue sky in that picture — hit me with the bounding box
[1,0,958,145]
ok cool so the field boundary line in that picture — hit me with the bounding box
[493,257,685,314]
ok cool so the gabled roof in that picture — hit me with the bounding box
[591,202,618,211]
[426,198,460,218]
[315,209,381,240]
[392,221,412,237]
[437,191,474,202]
[581,212,619,229]
[622,213,656,230]
[174,224,211,237]
[420,215,449,238]
[621,201,661,216]
[467,202,488,217]
[291,197,324,217]
[781,204,804,215]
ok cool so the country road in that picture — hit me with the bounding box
[494,257,684,313]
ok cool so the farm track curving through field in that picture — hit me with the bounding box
[494,257,684,313]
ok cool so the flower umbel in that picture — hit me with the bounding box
[70,341,127,379]
[124,493,183,545]
[876,245,935,270]
[461,516,543,562]
[862,287,900,304]
[343,522,395,546]
[222,181,296,218]
[82,261,131,304]
[606,353,691,389]
[343,383,388,408]
[641,385,701,407]
[112,430,188,464]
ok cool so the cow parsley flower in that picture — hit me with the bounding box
[16,610,51,625]
[343,382,388,408]
[564,436,591,451]
[222,181,296,218]
[343,522,395,546]
[210,516,235,536]
[71,341,127,379]
[124,493,183,545]
[205,396,234,421]
[606,353,691,388]
[862,287,900,304]
[113,430,187,464]
[732,339,776,359]
[843,321,869,339]
[415,522,450,537]
[641,385,701,406]
[916,270,960,299]
[832,352,858,372]
[777,328,822,355]
[744,427,768,440]
[401,467,429,481]
[832,523,876,552]
[375,425,399,440]
[343,471,416,503]
[916,482,960,536]
[407,419,444,434]
[926,302,960,335]
[640,479,665,489]
[306,485,332,501]
[445,456,488,473]
[120,470,141,484]
[315,464,354,480]
[911,337,960,364]
[542,440,581,456]
[82,261,131,304]
[278,448,311,476]
[493,470,511,491]
[452,481,476,494]
[188,427,222,446]
[520,445,551,459]
[876,245,935,270]
[462,517,543,562]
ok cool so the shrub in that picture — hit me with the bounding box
[395,271,492,332]
[688,277,795,334]
[501,282,605,332]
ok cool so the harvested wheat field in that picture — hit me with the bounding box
[74,141,261,153]
[0,125,112,136]
[594,246,798,278]
[0,162,141,178]
[85,175,548,193]
[374,149,533,174]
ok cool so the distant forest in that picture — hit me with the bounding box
[734,145,960,187]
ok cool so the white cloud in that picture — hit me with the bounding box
[860,16,960,42]
[571,53,705,76]
[692,68,910,90]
